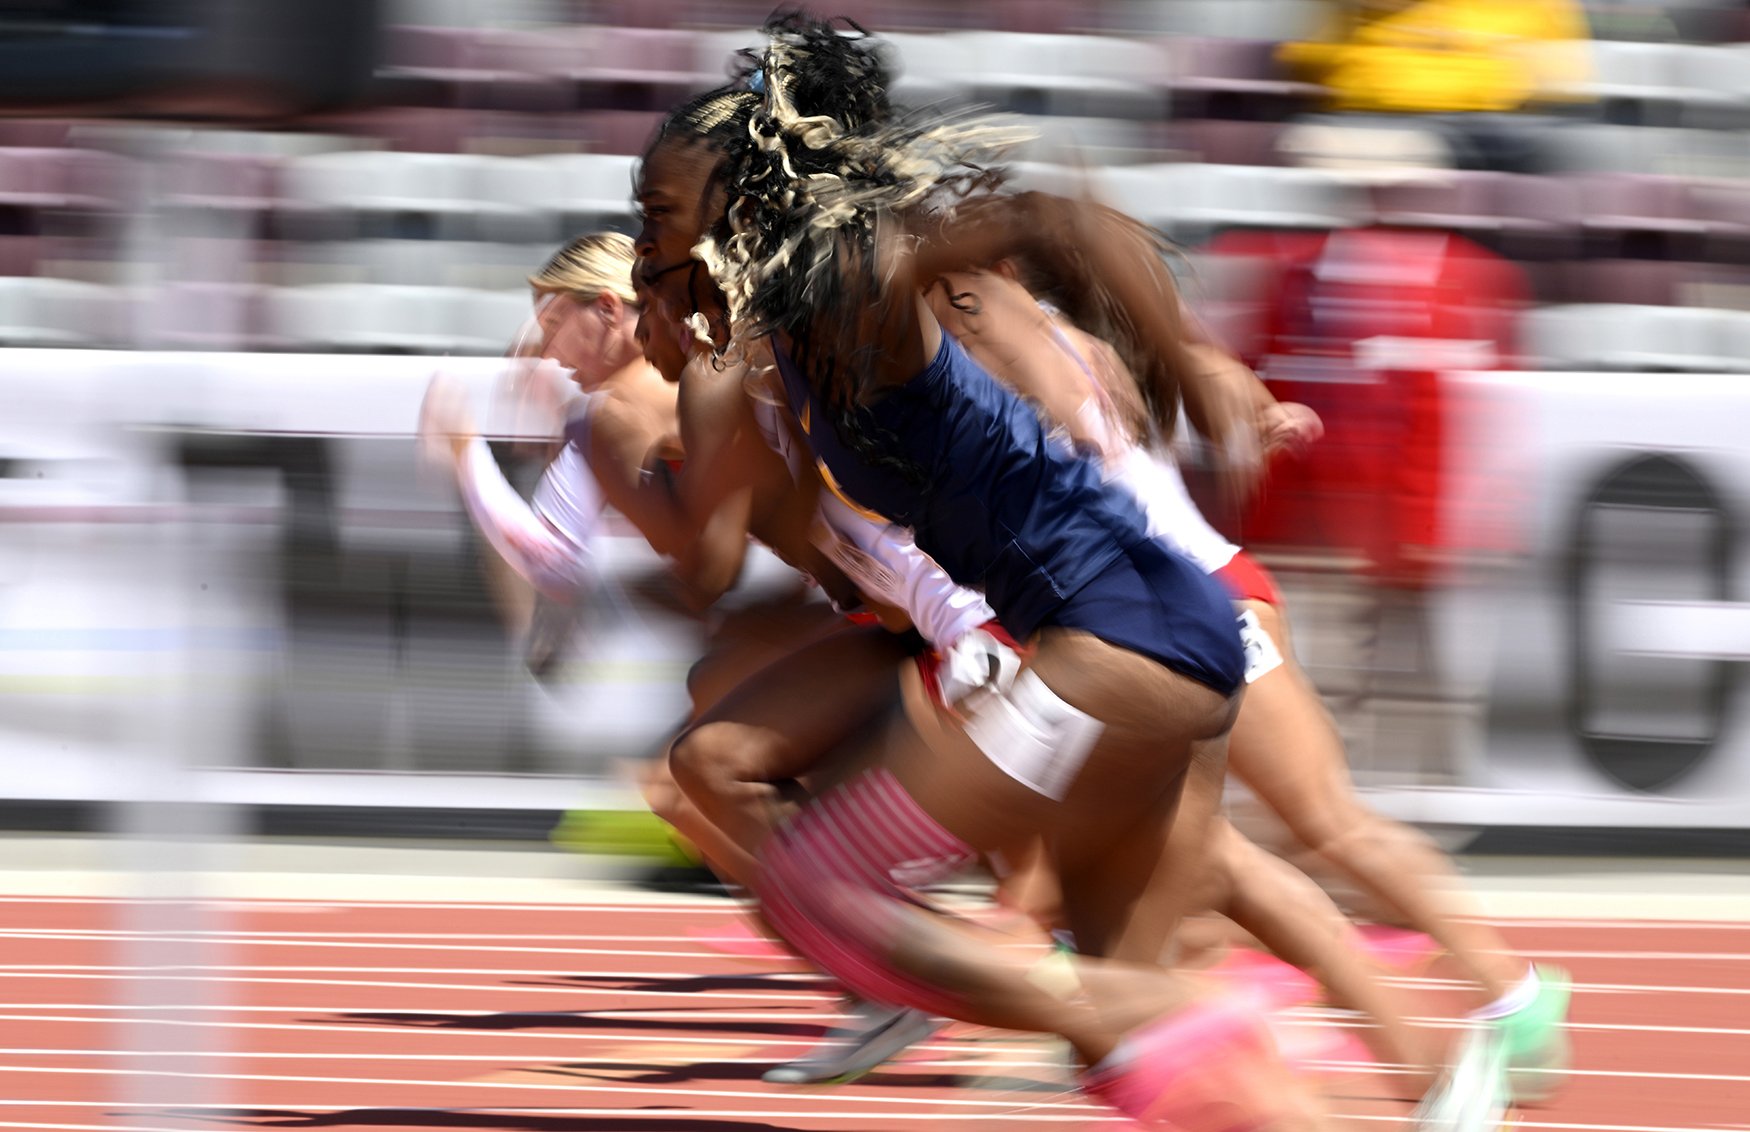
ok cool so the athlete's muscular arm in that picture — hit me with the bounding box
[915,193,1207,425]
[926,269,1110,458]
[670,353,765,608]
[417,374,593,613]
[1181,342,1322,462]
[577,395,690,559]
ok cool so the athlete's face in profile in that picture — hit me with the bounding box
[634,138,728,336]
[534,291,629,388]
[632,274,688,384]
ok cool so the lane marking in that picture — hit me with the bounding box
[2,1001,1749,1040]
[0,933,787,960]
[0,1013,1048,1054]
[0,972,830,1004]
[0,1107,1742,1132]
[1308,1059,1750,1084]
[0,1066,1110,1111]
[0,930,778,942]
[0,1047,1073,1070]
[0,1114,1131,1127]
[5,966,1749,1002]
[10,937,1750,958]
[0,896,749,913]
[3,1047,1749,1086]
[4,893,1741,927]
[1383,975,1750,997]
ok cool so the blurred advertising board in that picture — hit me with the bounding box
[0,350,1746,832]
[1411,370,1750,831]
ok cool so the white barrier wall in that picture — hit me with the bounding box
[0,350,737,813]
[2,350,1748,829]
[1414,370,1750,830]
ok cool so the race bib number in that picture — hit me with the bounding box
[1237,609,1284,685]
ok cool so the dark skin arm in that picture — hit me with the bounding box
[670,350,866,613]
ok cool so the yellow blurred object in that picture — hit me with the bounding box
[1278,0,1592,114]
[551,808,704,863]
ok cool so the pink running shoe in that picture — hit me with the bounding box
[1080,997,1294,1131]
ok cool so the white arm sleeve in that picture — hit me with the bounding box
[813,491,994,648]
[457,436,595,603]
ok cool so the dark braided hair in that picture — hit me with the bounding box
[648,10,1025,482]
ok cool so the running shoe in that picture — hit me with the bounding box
[1080,996,1289,1130]
[1494,965,1572,1104]
[1410,1024,1511,1132]
[762,1000,941,1084]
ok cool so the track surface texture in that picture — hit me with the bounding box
[0,893,1744,1131]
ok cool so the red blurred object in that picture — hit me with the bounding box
[1202,226,1529,586]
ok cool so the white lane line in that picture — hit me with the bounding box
[0,1112,1126,1126]
[0,1114,1131,1128]
[1277,1009,1750,1038]
[1517,950,1750,961]
[0,933,773,960]
[13,930,1750,965]
[0,1004,848,1020]
[0,965,820,980]
[1307,1059,1750,1084]
[0,931,773,943]
[1384,974,1750,997]
[1479,918,1750,931]
[6,965,1750,1001]
[4,1001,1750,1039]
[0,972,822,979]
[7,894,1746,929]
[0,896,747,913]
[1339,1118,1748,1132]
[3,1048,1748,1086]
[0,972,829,1004]
[0,1013,1050,1054]
[0,1066,1107,1112]
[0,1108,1737,1132]
[0,1048,1077,1070]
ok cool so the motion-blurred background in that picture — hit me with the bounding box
[2,0,1748,855]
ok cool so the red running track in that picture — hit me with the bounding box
[0,895,1744,1131]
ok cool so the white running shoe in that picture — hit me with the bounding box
[763,1000,941,1085]
[1412,1024,1512,1132]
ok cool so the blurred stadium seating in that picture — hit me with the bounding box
[0,0,1741,369]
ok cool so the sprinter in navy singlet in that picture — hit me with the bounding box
[773,332,1244,694]
[631,15,1336,1130]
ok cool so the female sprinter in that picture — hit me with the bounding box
[633,16,1335,1129]
[418,231,919,889]
[419,235,1002,1083]
[929,262,1568,1107]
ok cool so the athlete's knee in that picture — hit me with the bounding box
[668,721,765,801]
[1295,799,1409,862]
[1197,824,1248,914]
[642,761,687,827]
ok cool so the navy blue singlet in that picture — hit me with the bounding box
[774,331,1245,695]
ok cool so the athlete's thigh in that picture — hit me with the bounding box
[690,623,912,783]
[1225,599,1360,825]
[878,629,1232,861]
[687,596,845,716]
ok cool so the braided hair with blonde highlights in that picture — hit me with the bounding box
[649,11,1029,478]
